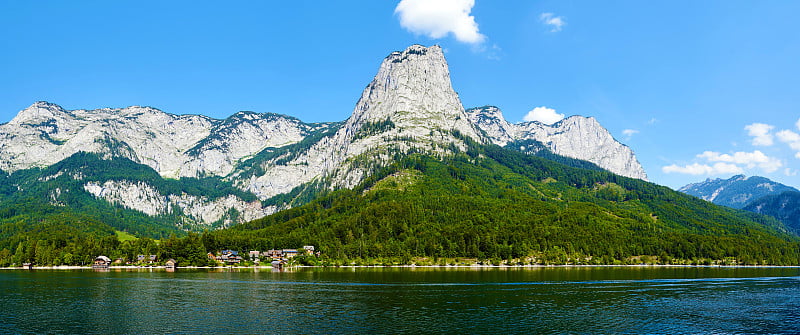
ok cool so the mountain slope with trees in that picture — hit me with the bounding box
[744,191,800,234]
[2,143,797,266]
[679,175,800,234]
[204,144,799,265]
[679,175,798,209]
[1,44,797,267]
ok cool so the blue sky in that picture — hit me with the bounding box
[1,1,799,190]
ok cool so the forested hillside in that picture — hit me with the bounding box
[0,152,263,266]
[744,191,800,234]
[205,144,800,265]
[2,143,798,267]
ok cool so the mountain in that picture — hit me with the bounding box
[0,103,334,227]
[0,152,269,234]
[744,191,800,234]
[2,44,799,267]
[0,44,646,229]
[466,106,648,180]
[207,145,799,266]
[678,175,798,209]
[0,102,334,178]
[229,44,485,201]
[679,175,800,233]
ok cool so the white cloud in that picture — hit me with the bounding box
[539,13,565,32]
[712,162,748,174]
[697,150,782,173]
[796,117,800,131]
[622,129,639,140]
[777,130,800,149]
[665,121,798,179]
[777,129,800,143]
[647,118,659,125]
[523,106,564,124]
[714,163,744,174]
[395,0,485,44]
[776,129,800,158]
[744,123,774,146]
[662,163,744,175]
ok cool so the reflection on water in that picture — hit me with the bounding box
[1,267,798,334]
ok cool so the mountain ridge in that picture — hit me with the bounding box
[0,44,649,228]
[208,143,798,266]
[466,106,647,180]
[1,45,799,267]
[678,174,799,209]
[744,191,800,234]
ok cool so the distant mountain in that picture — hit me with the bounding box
[744,191,800,234]
[678,175,798,209]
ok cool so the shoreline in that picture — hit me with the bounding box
[2,264,799,270]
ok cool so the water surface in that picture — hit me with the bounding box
[1,266,798,334]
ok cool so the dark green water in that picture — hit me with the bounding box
[1,267,798,334]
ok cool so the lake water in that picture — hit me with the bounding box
[1,266,799,334]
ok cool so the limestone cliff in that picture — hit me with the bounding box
[466,106,648,180]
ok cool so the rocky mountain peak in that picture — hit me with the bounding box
[0,44,655,226]
[234,45,490,200]
[346,44,482,142]
[466,106,515,145]
[466,106,648,180]
[9,101,66,125]
[30,101,64,111]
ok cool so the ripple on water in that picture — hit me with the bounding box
[1,269,799,334]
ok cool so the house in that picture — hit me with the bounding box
[266,249,283,259]
[282,249,299,258]
[303,246,315,254]
[249,251,261,263]
[136,254,158,264]
[165,259,177,269]
[93,256,112,268]
[217,250,243,264]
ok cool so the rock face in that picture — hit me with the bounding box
[83,180,272,227]
[348,45,482,141]
[0,101,327,178]
[0,102,326,226]
[679,174,798,209]
[466,106,648,180]
[232,44,485,199]
[0,44,651,227]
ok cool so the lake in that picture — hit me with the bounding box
[1,266,798,334]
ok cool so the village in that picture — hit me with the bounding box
[91,246,319,269]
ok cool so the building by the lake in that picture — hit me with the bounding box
[93,256,111,269]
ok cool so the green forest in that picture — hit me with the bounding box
[1,143,799,267]
[205,147,800,266]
